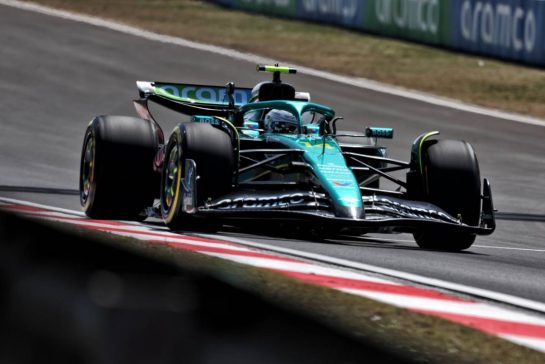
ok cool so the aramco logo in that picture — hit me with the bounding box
[302,0,359,20]
[375,0,440,34]
[460,1,536,53]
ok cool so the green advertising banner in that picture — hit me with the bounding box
[211,0,545,66]
[234,0,297,16]
[364,0,450,45]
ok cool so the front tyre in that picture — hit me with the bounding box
[160,122,234,231]
[80,115,158,220]
[414,139,481,251]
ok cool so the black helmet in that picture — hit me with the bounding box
[264,109,298,133]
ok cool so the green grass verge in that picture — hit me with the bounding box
[21,0,545,119]
[38,216,545,364]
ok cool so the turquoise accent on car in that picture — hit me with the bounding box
[191,115,219,125]
[305,124,320,135]
[154,83,252,106]
[366,127,394,139]
[239,120,261,138]
[241,129,260,138]
[239,100,362,216]
[243,120,260,130]
[411,131,440,173]
[271,134,362,212]
[239,100,335,124]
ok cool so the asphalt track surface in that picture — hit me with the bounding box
[1,5,545,305]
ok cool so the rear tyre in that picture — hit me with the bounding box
[80,115,158,220]
[413,139,481,251]
[160,122,234,231]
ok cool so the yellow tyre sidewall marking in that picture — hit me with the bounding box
[82,130,96,211]
[166,138,183,224]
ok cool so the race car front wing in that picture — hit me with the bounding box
[179,159,495,235]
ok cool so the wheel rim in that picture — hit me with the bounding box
[81,134,95,204]
[163,144,181,214]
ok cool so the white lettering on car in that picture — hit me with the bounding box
[208,192,327,210]
[195,87,217,103]
[181,86,196,99]
[234,90,250,104]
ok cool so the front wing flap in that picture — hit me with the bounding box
[199,209,494,235]
[197,179,496,236]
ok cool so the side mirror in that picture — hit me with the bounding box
[365,127,394,139]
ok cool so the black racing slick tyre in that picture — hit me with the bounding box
[414,139,481,251]
[160,122,234,231]
[80,115,158,220]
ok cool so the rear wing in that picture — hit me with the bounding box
[137,81,252,116]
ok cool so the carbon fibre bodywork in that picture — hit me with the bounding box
[133,73,495,238]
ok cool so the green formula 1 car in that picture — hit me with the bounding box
[79,65,495,251]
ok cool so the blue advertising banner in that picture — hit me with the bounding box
[296,0,364,28]
[210,0,545,65]
[450,0,545,64]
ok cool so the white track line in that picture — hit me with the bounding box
[205,233,545,314]
[501,335,545,353]
[342,288,545,326]
[335,236,545,253]
[473,245,545,253]
[0,197,86,216]
[5,198,545,354]
[1,0,545,128]
[3,0,544,312]
[4,197,545,315]
[200,252,396,284]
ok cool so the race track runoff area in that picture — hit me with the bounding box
[0,199,545,362]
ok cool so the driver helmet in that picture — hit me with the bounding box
[264,109,298,133]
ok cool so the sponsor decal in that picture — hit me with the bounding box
[460,1,536,53]
[304,124,320,135]
[366,127,394,139]
[319,164,353,175]
[300,141,334,149]
[211,0,545,66]
[362,0,449,44]
[155,84,251,105]
[374,0,440,34]
[300,0,360,24]
[451,0,545,64]
[302,0,358,18]
[365,195,459,223]
[192,115,221,125]
[339,196,360,204]
[244,121,260,130]
[364,0,450,44]
[333,181,352,187]
[207,191,328,210]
